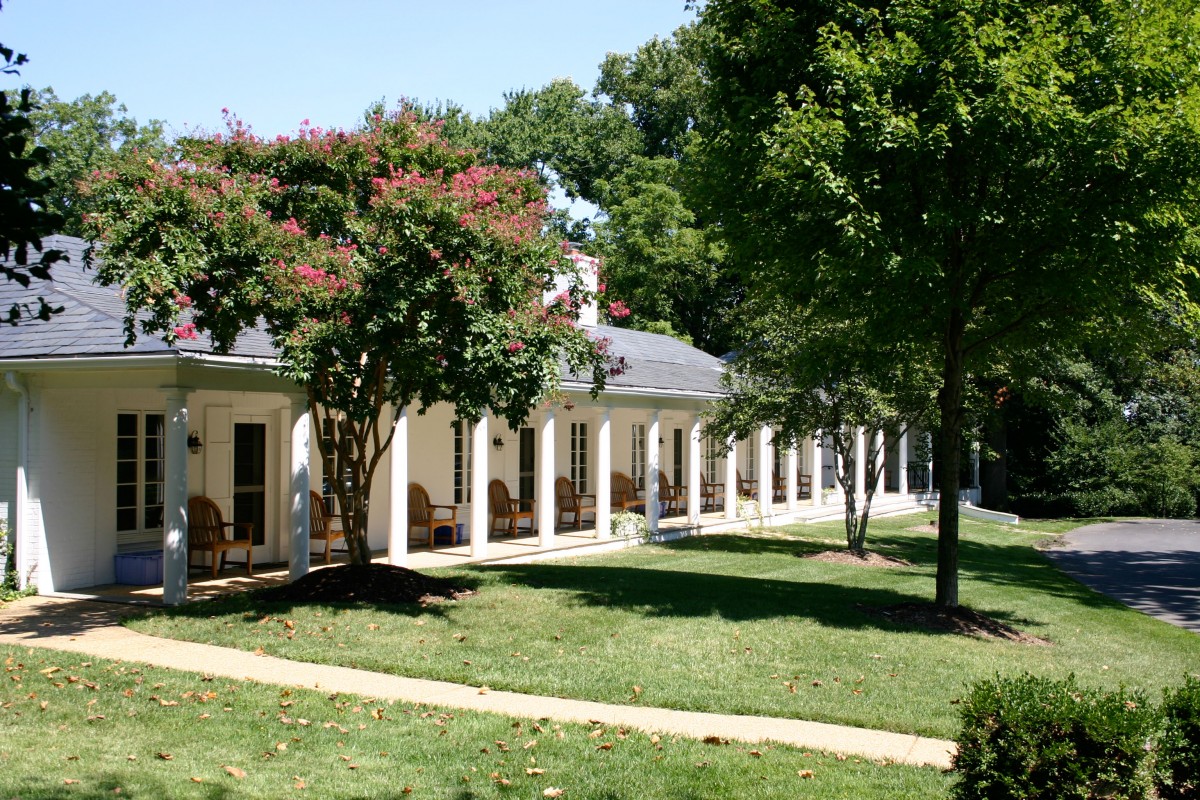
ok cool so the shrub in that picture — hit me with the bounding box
[952,673,1155,800]
[1156,675,1200,799]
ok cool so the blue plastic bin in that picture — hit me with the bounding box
[114,550,163,585]
[433,523,465,545]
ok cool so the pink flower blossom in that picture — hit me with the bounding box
[597,283,606,293]
[507,341,525,353]
[378,246,388,254]
[173,323,198,340]
[280,217,305,236]
[607,300,631,319]
[242,206,255,219]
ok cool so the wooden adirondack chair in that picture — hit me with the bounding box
[187,495,253,578]
[700,474,724,511]
[736,470,758,499]
[489,479,534,538]
[657,470,687,516]
[309,490,345,564]
[555,476,597,529]
[610,472,644,512]
[409,483,457,549]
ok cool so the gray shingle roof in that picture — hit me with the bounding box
[2,236,726,396]
[0,235,275,360]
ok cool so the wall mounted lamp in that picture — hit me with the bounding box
[187,430,204,455]
[492,435,505,451]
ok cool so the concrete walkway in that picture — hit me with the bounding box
[0,595,954,769]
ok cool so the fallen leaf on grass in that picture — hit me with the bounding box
[63,778,80,785]
[702,736,729,746]
[543,789,566,798]
[526,768,545,775]
[156,752,173,761]
[798,769,814,778]
[595,742,613,751]
[222,765,246,779]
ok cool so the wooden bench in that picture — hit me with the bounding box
[611,472,645,513]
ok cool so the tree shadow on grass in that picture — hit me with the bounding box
[478,560,937,632]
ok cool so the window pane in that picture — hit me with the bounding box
[144,505,164,530]
[117,414,138,437]
[116,508,137,532]
[144,436,162,461]
[144,460,163,484]
[116,484,137,508]
[117,437,137,461]
[117,460,137,484]
[144,483,164,507]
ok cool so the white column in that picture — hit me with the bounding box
[758,425,772,507]
[162,389,190,606]
[786,446,798,511]
[596,408,612,539]
[5,372,30,589]
[646,411,661,533]
[854,427,867,500]
[873,430,886,496]
[470,412,489,558]
[810,432,823,508]
[289,397,310,580]
[724,437,738,520]
[687,413,702,526]
[898,429,910,495]
[538,408,555,547]
[388,405,409,567]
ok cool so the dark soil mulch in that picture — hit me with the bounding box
[801,549,914,568]
[262,564,476,606]
[860,602,1053,646]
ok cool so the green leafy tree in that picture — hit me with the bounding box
[708,301,936,552]
[695,0,1200,606]
[0,9,63,324]
[82,110,612,564]
[17,87,166,236]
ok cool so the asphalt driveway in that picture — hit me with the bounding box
[1043,519,1200,633]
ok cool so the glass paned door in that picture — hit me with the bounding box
[518,427,535,502]
[233,422,267,548]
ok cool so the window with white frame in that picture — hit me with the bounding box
[631,423,646,489]
[452,420,473,504]
[746,431,757,480]
[570,421,589,492]
[704,436,721,483]
[116,411,165,548]
[321,418,354,514]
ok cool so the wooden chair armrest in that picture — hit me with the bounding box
[225,521,253,541]
[578,494,598,504]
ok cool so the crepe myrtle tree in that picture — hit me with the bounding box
[82,110,615,564]
[707,302,936,553]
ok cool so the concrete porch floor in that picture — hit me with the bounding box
[49,493,929,606]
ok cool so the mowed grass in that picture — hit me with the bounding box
[0,645,947,799]
[128,513,1200,740]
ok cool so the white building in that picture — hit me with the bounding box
[1,236,933,602]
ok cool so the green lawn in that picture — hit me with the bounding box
[0,646,947,799]
[128,513,1200,740]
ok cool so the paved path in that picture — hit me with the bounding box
[0,595,953,769]
[1043,519,1200,633]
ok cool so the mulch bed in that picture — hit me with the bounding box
[801,549,914,568]
[262,563,476,606]
[860,602,1052,646]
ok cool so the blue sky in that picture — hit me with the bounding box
[2,1,697,139]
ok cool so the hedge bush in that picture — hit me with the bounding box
[1156,675,1200,800]
[952,673,1155,800]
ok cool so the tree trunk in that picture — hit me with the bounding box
[936,312,967,608]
